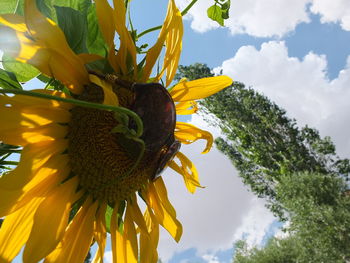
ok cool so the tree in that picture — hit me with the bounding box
[233,237,300,263]
[275,172,350,262]
[175,63,350,220]
[233,172,350,263]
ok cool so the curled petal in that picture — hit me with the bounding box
[170,76,233,101]
[155,5,183,86]
[89,74,119,106]
[175,122,213,154]
[142,0,179,81]
[175,101,198,115]
[168,152,202,193]
[144,182,182,242]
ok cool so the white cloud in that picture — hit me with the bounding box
[311,0,350,31]
[157,114,275,262]
[232,198,276,247]
[202,253,220,263]
[176,0,350,37]
[214,41,350,157]
[176,0,311,37]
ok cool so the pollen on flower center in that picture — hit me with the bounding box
[67,82,160,204]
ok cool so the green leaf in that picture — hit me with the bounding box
[221,0,230,19]
[35,0,56,21]
[53,0,91,15]
[15,0,24,15]
[221,0,230,10]
[37,74,51,83]
[54,6,88,54]
[207,5,224,26]
[0,0,20,14]
[222,8,229,19]
[0,69,22,89]
[2,54,39,82]
[105,205,113,233]
[86,4,108,57]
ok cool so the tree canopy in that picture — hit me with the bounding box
[175,63,350,220]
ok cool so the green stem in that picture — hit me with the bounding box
[1,161,18,165]
[137,25,162,39]
[181,0,198,16]
[137,0,198,38]
[0,89,144,138]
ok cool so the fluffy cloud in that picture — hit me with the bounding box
[157,114,275,261]
[214,41,350,157]
[176,0,350,37]
[202,253,220,263]
[311,0,350,31]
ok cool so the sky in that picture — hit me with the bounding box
[125,0,350,262]
[2,0,350,262]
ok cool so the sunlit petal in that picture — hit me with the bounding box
[170,76,233,101]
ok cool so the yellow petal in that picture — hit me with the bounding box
[0,14,27,32]
[141,0,178,81]
[129,195,148,235]
[89,74,119,106]
[0,153,69,217]
[78,53,104,64]
[168,151,202,193]
[0,140,68,190]
[0,123,68,146]
[112,0,137,77]
[94,0,119,73]
[95,0,115,49]
[140,208,159,263]
[44,198,98,263]
[111,203,126,263]
[170,76,233,101]
[175,122,213,154]
[23,177,79,263]
[0,89,73,110]
[175,101,198,115]
[24,0,89,90]
[92,203,107,263]
[145,182,182,242]
[155,6,183,87]
[124,206,138,263]
[0,197,43,262]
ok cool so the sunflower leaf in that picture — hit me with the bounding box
[52,0,91,15]
[0,0,20,14]
[0,69,22,89]
[86,4,108,57]
[35,0,56,20]
[2,54,40,82]
[54,6,88,54]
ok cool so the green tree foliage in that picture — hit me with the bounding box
[175,63,350,220]
[233,172,350,263]
[275,172,350,262]
[233,237,300,263]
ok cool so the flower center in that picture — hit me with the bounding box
[67,80,161,204]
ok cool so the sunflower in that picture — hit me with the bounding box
[0,0,232,262]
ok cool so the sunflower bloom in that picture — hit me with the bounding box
[0,0,232,262]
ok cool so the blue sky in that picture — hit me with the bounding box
[4,0,350,262]
[126,1,350,263]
